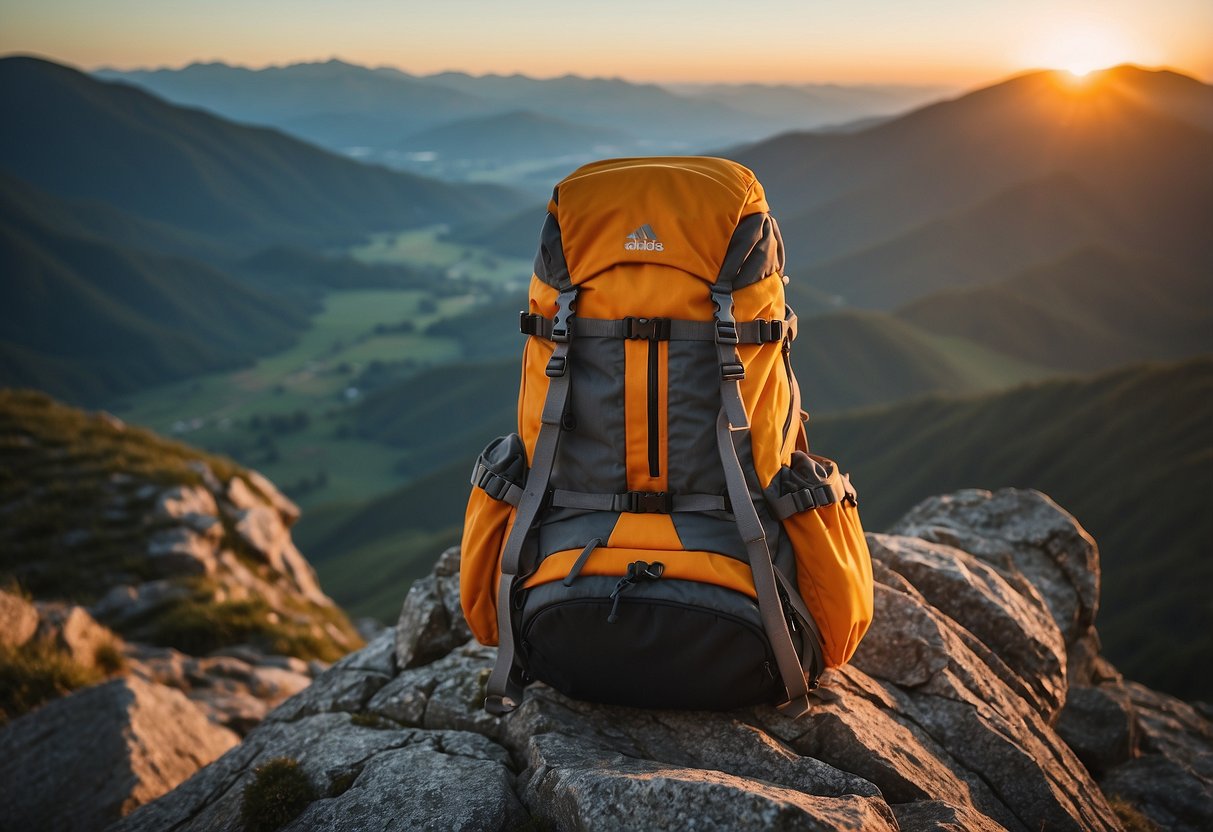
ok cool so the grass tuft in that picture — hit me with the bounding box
[240,757,318,832]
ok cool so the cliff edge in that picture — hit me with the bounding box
[111,488,1212,832]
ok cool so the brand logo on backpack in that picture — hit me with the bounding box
[625,224,664,252]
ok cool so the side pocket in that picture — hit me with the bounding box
[460,433,527,646]
[769,451,874,668]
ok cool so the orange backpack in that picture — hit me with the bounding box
[461,157,873,716]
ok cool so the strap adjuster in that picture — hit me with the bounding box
[546,354,568,377]
[715,320,739,345]
[761,319,784,343]
[615,491,671,513]
[721,361,745,381]
[791,486,832,513]
[625,317,671,340]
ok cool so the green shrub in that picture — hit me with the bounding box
[146,594,347,663]
[0,640,103,725]
[1107,796,1160,832]
[93,640,126,675]
[240,757,317,832]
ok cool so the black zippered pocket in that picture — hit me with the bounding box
[519,576,782,710]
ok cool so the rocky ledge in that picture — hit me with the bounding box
[108,488,1211,832]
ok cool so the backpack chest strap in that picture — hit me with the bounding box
[520,313,789,344]
[550,489,729,514]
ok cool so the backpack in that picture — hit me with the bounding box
[460,157,874,717]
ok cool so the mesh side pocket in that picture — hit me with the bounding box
[460,434,527,646]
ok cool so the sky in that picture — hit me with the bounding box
[1,0,1210,86]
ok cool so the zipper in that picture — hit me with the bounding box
[647,340,660,477]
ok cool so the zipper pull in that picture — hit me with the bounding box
[606,561,664,623]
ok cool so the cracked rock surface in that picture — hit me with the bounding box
[114,488,1212,831]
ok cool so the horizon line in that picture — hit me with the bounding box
[7,49,1209,89]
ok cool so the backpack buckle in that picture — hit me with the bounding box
[616,491,671,513]
[545,355,568,377]
[764,319,785,343]
[519,311,538,335]
[625,317,671,341]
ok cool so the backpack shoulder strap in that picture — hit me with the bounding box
[713,215,812,718]
[485,216,576,715]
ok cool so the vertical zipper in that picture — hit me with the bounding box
[647,339,660,477]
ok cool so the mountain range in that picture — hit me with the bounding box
[94,59,947,190]
[0,56,524,250]
[0,56,529,400]
[733,66,1213,305]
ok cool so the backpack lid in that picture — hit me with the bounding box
[550,156,770,286]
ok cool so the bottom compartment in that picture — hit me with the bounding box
[519,576,781,710]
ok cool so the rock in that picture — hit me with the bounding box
[113,716,522,832]
[154,484,218,524]
[185,460,223,493]
[393,546,469,669]
[145,527,217,577]
[521,731,897,832]
[890,488,1099,650]
[33,603,120,668]
[245,469,302,526]
[1110,680,1213,781]
[0,587,38,648]
[867,533,1067,719]
[283,737,528,832]
[1055,685,1137,776]
[110,489,1213,831]
[232,507,329,606]
[1102,755,1212,832]
[0,677,238,831]
[126,644,314,735]
[891,800,1010,832]
[89,580,193,626]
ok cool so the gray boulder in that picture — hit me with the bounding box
[0,677,238,832]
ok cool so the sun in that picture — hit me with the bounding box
[1019,20,1142,78]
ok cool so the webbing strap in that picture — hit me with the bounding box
[774,567,825,679]
[520,313,787,344]
[715,409,811,717]
[770,475,856,520]
[470,461,523,506]
[550,489,729,514]
[485,289,576,715]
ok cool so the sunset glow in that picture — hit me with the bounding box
[1020,19,1147,77]
[0,0,1208,85]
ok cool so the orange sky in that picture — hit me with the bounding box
[1,0,1210,85]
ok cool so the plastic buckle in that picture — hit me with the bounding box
[715,319,739,345]
[545,354,568,377]
[768,319,784,342]
[550,320,570,343]
[621,491,670,513]
[519,312,537,335]
[625,317,671,340]
[721,361,745,381]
